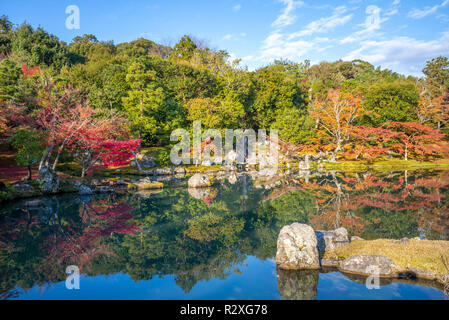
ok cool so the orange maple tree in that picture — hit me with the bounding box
[310,89,363,161]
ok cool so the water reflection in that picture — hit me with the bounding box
[277,269,319,300]
[0,169,448,299]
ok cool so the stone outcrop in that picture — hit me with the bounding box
[316,227,350,256]
[140,156,155,168]
[276,223,320,270]
[173,167,186,177]
[131,178,164,190]
[37,166,60,193]
[188,174,213,188]
[339,254,398,277]
[13,184,34,193]
[95,186,113,193]
[79,184,94,195]
[155,168,172,176]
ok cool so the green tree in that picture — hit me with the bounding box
[0,15,12,55]
[171,35,197,61]
[363,81,419,126]
[8,129,43,180]
[122,61,165,142]
[0,59,22,102]
[252,61,308,128]
[423,56,449,93]
[271,108,315,144]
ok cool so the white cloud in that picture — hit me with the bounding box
[343,32,449,76]
[341,5,389,44]
[233,4,242,11]
[408,0,449,19]
[287,6,353,38]
[258,32,331,62]
[221,33,247,41]
[385,0,401,16]
[272,0,305,29]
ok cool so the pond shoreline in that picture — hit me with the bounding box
[3,160,449,204]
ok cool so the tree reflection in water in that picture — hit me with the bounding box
[0,169,448,298]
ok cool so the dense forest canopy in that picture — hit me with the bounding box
[1,15,448,165]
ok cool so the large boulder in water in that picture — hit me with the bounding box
[276,223,320,270]
[188,174,213,188]
[315,227,349,256]
[37,166,60,193]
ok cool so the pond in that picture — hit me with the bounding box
[1,169,448,300]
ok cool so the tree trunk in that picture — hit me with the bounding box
[27,165,32,181]
[52,144,65,170]
[404,144,408,161]
[132,152,143,172]
[331,143,341,162]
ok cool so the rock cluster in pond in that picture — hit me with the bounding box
[275,223,447,285]
[276,223,397,277]
[188,174,213,188]
[316,227,350,256]
[276,223,320,270]
[37,166,60,193]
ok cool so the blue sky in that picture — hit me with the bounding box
[1,0,449,76]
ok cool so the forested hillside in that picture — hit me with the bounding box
[1,15,449,165]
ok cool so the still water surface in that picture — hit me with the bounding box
[1,169,448,300]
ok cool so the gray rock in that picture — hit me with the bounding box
[339,255,398,277]
[140,156,156,168]
[316,227,349,255]
[95,186,113,193]
[276,223,320,270]
[13,184,34,193]
[188,174,213,188]
[155,168,172,176]
[70,180,83,188]
[132,178,164,190]
[321,259,340,268]
[37,166,60,193]
[351,236,365,242]
[79,185,94,195]
[174,166,186,174]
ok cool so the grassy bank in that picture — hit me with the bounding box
[324,239,449,278]
[323,159,449,172]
